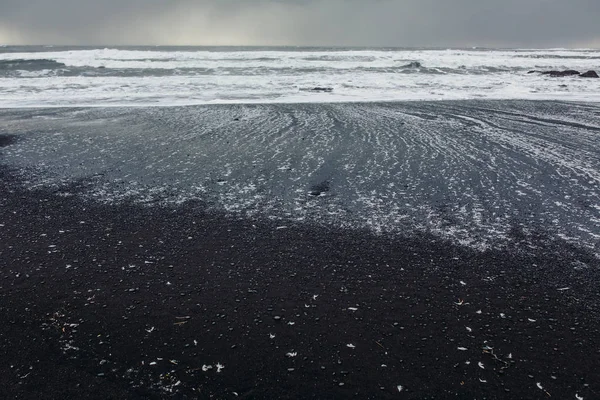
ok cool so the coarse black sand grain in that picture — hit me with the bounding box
[1,165,599,399]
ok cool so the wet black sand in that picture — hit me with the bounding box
[1,102,600,399]
[1,164,600,400]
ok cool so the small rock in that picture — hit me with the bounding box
[301,87,333,93]
[401,61,422,68]
[580,70,599,78]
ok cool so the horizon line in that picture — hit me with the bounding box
[2,44,600,51]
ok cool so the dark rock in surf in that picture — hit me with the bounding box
[579,70,599,78]
[401,61,422,68]
[301,87,333,93]
[540,70,580,77]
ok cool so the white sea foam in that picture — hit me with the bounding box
[0,47,599,107]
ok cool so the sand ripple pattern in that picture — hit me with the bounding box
[1,101,599,252]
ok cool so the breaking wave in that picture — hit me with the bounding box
[0,58,66,71]
[0,46,599,106]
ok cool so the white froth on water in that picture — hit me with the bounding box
[1,47,600,107]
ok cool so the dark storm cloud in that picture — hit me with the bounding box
[1,0,599,47]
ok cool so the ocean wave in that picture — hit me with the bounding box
[515,54,600,60]
[1,47,599,106]
[4,65,487,79]
[0,58,66,71]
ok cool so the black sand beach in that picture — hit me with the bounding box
[1,102,600,399]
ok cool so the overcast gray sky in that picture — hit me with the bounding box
[1,0,599,48]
